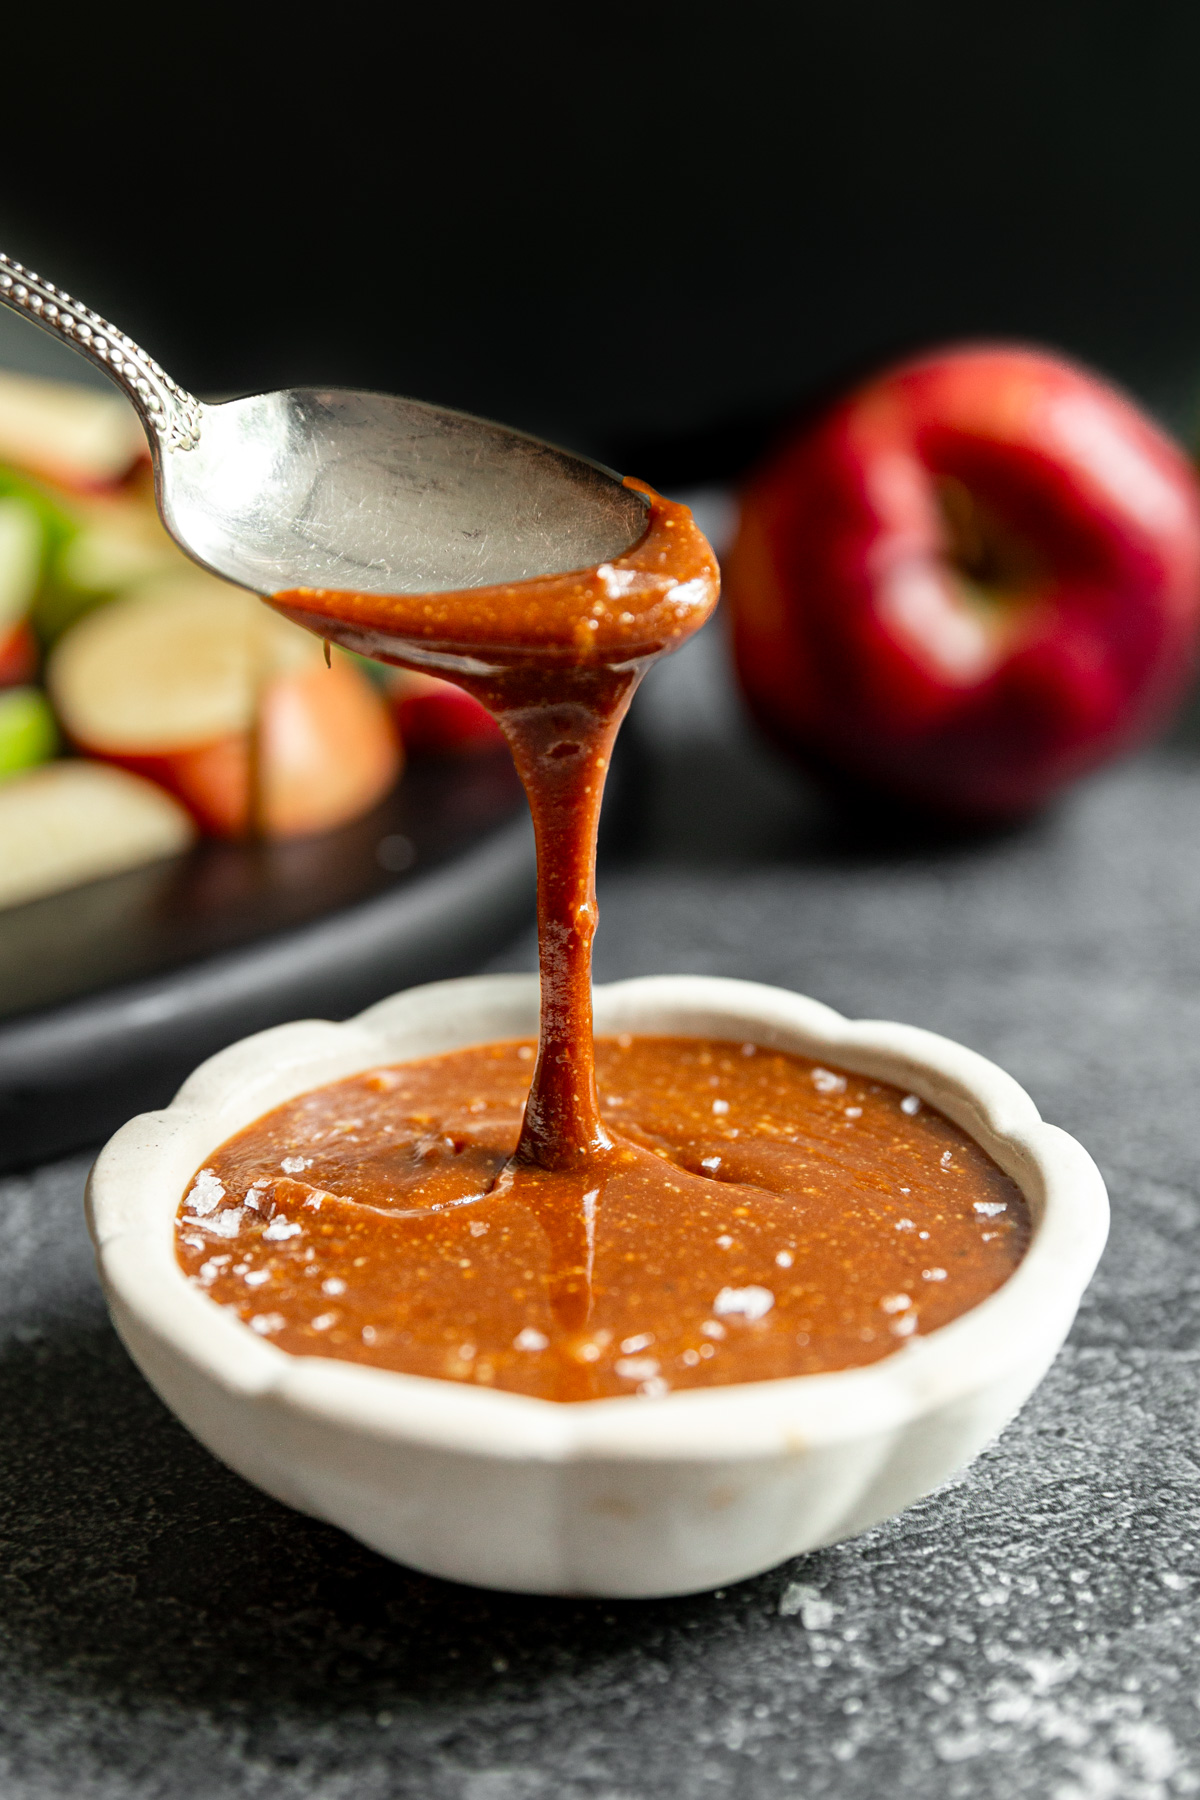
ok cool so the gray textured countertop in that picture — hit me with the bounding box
[3,627,1200,1798]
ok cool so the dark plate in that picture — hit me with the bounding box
[0,751,535,1171]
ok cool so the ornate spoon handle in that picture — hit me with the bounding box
[0,251,202,453]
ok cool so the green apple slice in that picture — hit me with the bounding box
[0,686,57,781]
[0,494,43,630]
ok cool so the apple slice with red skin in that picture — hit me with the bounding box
[48,575,401,838]
[0,619,37,687]
[387,669,505,755]
[726,344,1200,819]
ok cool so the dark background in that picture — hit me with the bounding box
[7,11,1200,1798]
[6,0,1200,481]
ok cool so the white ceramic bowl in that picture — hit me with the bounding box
[86,973,1108,1598]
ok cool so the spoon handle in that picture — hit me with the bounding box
[0,252,202,454]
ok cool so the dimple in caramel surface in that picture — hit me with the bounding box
[175,1035,1029,1403]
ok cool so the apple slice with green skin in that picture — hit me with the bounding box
[0,492,42,628]
[0,370,145,491]
[0,686,56,780]
[0,759,195,911]
[48,574,402,838]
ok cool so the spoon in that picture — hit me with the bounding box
[0,252,648,595]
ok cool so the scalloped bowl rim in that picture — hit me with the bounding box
[86,972,1109,1467]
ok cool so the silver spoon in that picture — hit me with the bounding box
[0,253,648,596]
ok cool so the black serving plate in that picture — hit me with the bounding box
[0,751,535,1171]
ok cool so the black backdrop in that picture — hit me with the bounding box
[4,1,1200,484]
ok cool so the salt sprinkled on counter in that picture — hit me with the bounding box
[713,1285,775,1321]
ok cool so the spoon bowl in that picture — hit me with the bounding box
[0,256,649,595]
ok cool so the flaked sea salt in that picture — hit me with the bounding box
[711,1098,730,1116]
[615,1356,659,1381]
[185,1169,225,1217]
[263,1216,302,1242]
[844,1106,862,1119]
[923,1267,948,1282]
[895,1217,916,1231]
[244,1269,271,1287]
[812,1068,846,1095]
[620,1332,654,1354]
[700,1155,722,1173]
[322,1277,347,1296]
[514,1327,548,1352]
[637,1376,670,1398]
[200,1208,243,1240]
[469,1220,489,1237]
[311,1312,338,1331]
[776,1249,794,1268]
[891,1312,918,1337]
[700,1319,726,1340]
[713,1285,775,1322]
[280,1156,312,1175]
[249,1313,284,1335]
[974,1201,1007,1218]
[900,1094,921,1115]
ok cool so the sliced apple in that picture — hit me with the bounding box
[0,619,37,687]
[48,574,401,837]
[0,759,195,910]
[0,686,57,781]
[0,492,43,631]
[388,668,504,754]
[0,370,146,491]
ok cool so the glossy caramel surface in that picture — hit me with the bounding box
[176,1036,1029,1402]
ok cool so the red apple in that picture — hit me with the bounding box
[388,668,505,755]
[726,344,1200,819]
[47,574,401,838]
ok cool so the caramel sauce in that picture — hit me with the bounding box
[178,1036,1028,1400]
[175,477,1030,1398]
